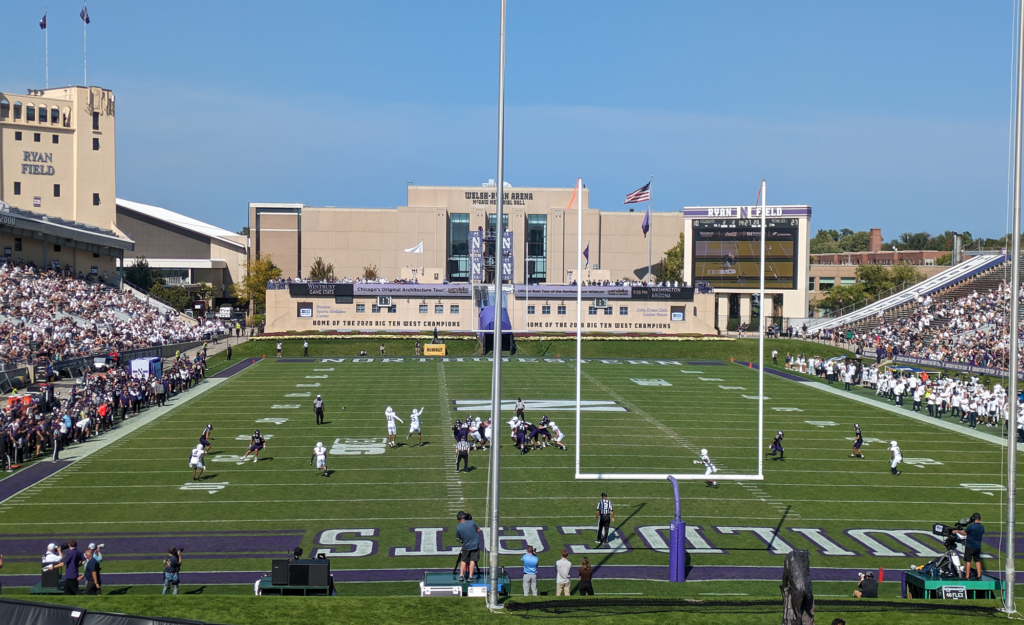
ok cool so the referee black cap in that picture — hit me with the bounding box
[601,492,607,498]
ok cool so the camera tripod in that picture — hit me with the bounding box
[927,547,965,578]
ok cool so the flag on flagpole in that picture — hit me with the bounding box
[40,13,47,29]
[582,242,590,267]
[80,4,90,24]
[641,209,650,238]
[566,179,579,210]
[403,241,424,254]
[623,182,651,205]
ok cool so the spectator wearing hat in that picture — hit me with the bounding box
[42,543,62,571]
[853,572,877,598]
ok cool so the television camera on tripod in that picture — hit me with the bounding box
[917,519,969,578]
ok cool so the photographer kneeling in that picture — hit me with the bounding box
[954,513,985,580]
[853,572,878,598]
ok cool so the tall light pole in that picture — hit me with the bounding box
[487,0,507,611]
[1003,0,1024,613]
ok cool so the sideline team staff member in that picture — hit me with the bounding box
[595,493,614,546]
[954,513,985,579]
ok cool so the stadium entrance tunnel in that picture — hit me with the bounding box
[503,597,1003,619]
[479,305,516,355]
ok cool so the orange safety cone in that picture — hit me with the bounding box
[731,358,734,363]
[878,567,884,583]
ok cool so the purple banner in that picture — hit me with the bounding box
[892,355,1024,381]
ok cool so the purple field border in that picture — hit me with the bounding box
[0,461,70,502]
[733,362,808,382]
[211,358,263,379]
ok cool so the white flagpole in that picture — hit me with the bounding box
[575,178,582,478]
[83,9,87,86]
[647,176,654,283]
[758,180,766,480]
[45,10,49,89]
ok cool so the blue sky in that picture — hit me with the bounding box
[1,1,1017,238]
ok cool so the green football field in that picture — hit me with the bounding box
[0,354,1018,603]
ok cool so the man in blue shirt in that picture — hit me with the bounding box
[520,545,539,596]
[955,513,985,580]
[455,511,481,583]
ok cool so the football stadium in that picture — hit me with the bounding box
[2,3,1024,625]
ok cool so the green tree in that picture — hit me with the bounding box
[149,281,170,302]
[231,254,283,315]
[238,226,250,236]
[817,283,868,312]
[656,232,685,282]
[936,253,952,266]
[195,282,217,302]
[890,261,925,288]
[809,229,842,254]
[898,232,931,250]
[167,286,192,312]
[124,257,155,291]
[308,256,335,281]
[362,264,379,281]
[855,264,895,299]
[839,230,871,252]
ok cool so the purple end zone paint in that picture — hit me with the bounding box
[0,461,70,502]
[734,361,806,382]
[211,358,261,378]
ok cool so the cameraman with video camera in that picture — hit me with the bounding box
[954,513,985,580]
[455,511,482,583]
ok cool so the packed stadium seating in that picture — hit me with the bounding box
[0,260,225,367]
[820,258,1015,367]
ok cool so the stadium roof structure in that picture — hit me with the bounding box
[116,198,244,250]
[0,200,134,252]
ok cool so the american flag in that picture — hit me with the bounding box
[623,182,651,204]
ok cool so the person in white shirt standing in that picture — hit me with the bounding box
[405,407,425,446]
[311,441,328,477]
[385,406,403,448]
[189,444,206,481]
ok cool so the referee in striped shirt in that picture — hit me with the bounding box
[455,438,470,473]
[595,493,614,546]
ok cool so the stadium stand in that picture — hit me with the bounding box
[815,256,1015,367]
[0,259,224,368]
[808,254,1006,335]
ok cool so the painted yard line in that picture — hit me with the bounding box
[802,379,1024,451]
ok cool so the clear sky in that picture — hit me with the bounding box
[1,1,1018,239]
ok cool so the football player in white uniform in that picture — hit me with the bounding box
[507,416,521,443]
[547,419,567,451]
[188,444,206,480]
[694,448,718,488]
[406,407,425,446]
[312,441,328,477]
[385,406,403,448]
[469,416,486,450]
[889,440,902,475]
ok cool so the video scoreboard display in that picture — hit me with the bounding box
[691,218,799,290]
